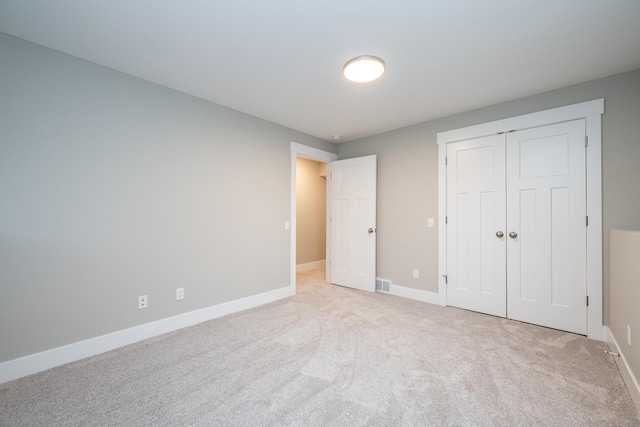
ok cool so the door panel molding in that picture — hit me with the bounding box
[437,99,604,340]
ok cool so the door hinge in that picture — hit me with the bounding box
[585,136,589,147]
[586,216,589,227]
[445,156,448,166]
[586,295,589,307]
[443,274,448,284]
[445,216,448,225]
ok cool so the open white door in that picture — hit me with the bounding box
[329,155,377,292]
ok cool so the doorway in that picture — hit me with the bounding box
[295,157,327,275]
[290,142,337,291]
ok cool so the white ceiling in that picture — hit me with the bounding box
[1,1,640,143]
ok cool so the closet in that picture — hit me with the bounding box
[437,100,604,337]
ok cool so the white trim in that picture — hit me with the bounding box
[291,142,337,162]
[437,138,448,306]
[437,99,604,144]
[437,99,604,340]
[0,285,294,385]
[325,162,333,282]
[296,260,326,272]
[604,326,640,411]
[290,142,337,291]
[585,114,603,341]
[387,283,440,305]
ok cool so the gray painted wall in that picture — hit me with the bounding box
[0,33,335,363]
[296,158,326,265]
[338,69,640,326]
[2,29,639,366]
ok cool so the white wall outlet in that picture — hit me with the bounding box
[413,269,419,279]
[284,221,290,230]
[627,325,632,346]
[428,218,435,228]
[176,287,184,301]
[138,295,148,309]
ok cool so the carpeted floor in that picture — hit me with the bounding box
[1,269,639,426]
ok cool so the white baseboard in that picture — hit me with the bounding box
[0,285,295,385]
[386,283,440,305]
[604,326,640,411]
[296,260,326,272]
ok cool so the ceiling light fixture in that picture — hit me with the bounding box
[343,55,385,83]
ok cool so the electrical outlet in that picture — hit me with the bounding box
[413,269,419,279]
[627,325,632,346]
[176,287,184,301]
[428,218,435,228]
[138,295,148,309]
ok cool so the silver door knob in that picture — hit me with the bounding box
[496,231,504,238]
[509,231,518,239]
[368,228,375,234]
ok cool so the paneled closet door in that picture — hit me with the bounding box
[446,134,506,317]
[506,119,587,334]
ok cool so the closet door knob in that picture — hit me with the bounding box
[496,231,504,238]
[509,231,518,239]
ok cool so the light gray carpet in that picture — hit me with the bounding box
[1,269,639,426]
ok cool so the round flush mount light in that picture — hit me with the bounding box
[343,55,385,83]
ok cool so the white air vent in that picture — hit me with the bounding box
[376,278,391,293]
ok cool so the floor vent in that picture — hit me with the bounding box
[376,278,391,293]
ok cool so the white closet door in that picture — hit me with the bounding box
[446,134,506,317]
[506,119,587,334]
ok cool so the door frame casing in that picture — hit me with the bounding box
[437,99,604,340]
[290,142,337,291]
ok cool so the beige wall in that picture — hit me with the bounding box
[337,69,640,326]
[296,158,326,265]
[609,229,640,391]
[0,33,336,363]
